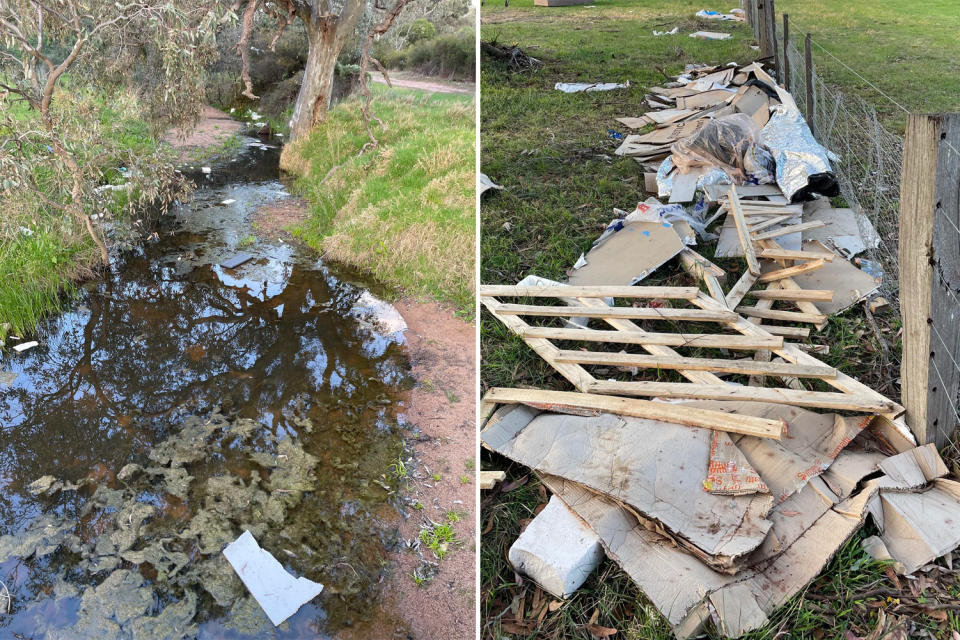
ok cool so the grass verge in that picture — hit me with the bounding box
[284,84,476,316]
[480,0,939,637]
[774,0,960,130]
[0,88,164,341]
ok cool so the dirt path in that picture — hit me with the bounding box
[371,70,475,96]
[163,105,245,150]
[382,299,477,640]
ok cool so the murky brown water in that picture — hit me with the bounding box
[0,141,414,638]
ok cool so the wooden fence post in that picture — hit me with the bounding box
[758,0,771,58]
[804,33,814,135]
[899,114,960,447]
[782,13,790,91]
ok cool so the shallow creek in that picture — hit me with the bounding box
[0,140,414,638]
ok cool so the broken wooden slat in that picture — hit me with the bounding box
[758,248,835,262]
[751,220,826,242]
[554,349,837,379]
[759,324,811,338]
[756,259,826,283]
[736,306,828,324]
[587,379,895,413]
[496,303,737,323]
[479,470,507,490]
[728,188,761,276]
[478,285,700,300]
[482,388,784,439]
[745,288,834,302]
[521,326,783,350]
[747,215,795,233]
[678,248,726,280]
[725,270,759,310]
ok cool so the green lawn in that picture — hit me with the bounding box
[286,84,476,316]
[479,1,953,637]
[775,0,960,129]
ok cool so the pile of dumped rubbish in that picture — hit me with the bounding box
[480,60,960,638]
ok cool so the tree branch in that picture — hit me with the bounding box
[356,0,415,151]
[236,0,260,99]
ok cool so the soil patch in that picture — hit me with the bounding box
[390,299,477,640]
[164,105,245,150]
[371,71,475,96]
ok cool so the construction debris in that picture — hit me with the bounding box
[508,495,604,598]
[555,81,630,93]
[481,56,958,640]
[223,530,324,626]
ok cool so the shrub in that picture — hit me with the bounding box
[406,18,437,45]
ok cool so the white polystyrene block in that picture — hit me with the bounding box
[508,495,604,598]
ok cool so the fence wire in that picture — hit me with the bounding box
[771,28,960,447]
[777,35,904,306]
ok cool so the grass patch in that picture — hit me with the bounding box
[420,516,461,560]
[775,0,960,131]
[0,87,166,339]
[285,84,475,316]
[479,0,933,636]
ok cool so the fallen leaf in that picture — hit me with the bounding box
[884,565,902,592]
[585,624,618,638]
[482,514,495,535]
[589,608,599,625]
[500,475,529,493]
[501,621,532,634]
[548,600,563,612]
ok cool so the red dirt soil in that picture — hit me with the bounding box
[336,300,477,640]
[163,105,244,149]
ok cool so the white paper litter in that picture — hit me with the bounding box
[480,173,505,194]
[653,27,679,36]
[221,199,236,205]
[13,341,38,353]
[690,31,732,40]
[223,530,324,626]
[555,81,630,93]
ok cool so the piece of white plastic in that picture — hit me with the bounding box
[223,530,324,626]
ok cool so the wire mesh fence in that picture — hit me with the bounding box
[777,34,904,307]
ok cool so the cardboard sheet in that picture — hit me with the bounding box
[790,240,880,314]
[542,430,956,639]
[803,206,880,259]
[568,220,684,285]
[482,410,775,562]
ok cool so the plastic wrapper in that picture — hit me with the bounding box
[657,158,734,203]
[760,105,840,202]
[671,113,764,182]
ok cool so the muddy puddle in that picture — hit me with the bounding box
[0,139,416,638]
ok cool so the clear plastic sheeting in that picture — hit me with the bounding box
[656,157,735,202]
[671,114,769,183]
[760,105,840,202]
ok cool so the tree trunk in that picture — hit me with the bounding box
[288,15,343,142]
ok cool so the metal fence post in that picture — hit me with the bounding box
[782,13,790,92]
[804,33,814,135]
[767,0,779,82]
[899,113,960,447]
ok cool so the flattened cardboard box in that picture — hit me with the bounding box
[568,221,684,286]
